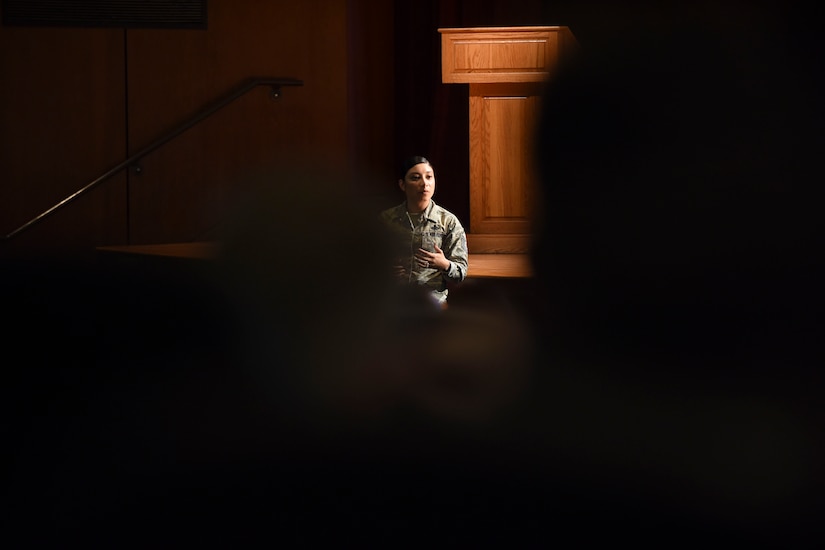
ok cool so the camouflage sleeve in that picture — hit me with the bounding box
[442,218,468,282]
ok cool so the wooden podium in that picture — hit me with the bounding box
[439,26,577,253]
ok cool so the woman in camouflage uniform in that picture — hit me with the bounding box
[380,156,468,307]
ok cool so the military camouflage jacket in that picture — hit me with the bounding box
[380,200,468,303]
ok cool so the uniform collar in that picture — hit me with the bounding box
[415,199,439,223]
[393,199,439,222]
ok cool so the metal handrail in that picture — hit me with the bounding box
[3,76,303,240]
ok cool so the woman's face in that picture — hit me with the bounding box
[399,162,435,209]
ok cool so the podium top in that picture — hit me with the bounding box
[438,26,577,84]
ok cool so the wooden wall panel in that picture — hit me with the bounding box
[0,24,128,258]
[0,0,395,256]
[125,0,350,245]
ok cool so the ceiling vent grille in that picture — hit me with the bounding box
[2,0,207,29]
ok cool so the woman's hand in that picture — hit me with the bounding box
[415,244,448,271]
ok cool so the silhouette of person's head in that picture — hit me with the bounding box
[527,5,825,542]
[532,6,823,372]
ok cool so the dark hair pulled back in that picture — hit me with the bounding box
[398,155,431,180]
